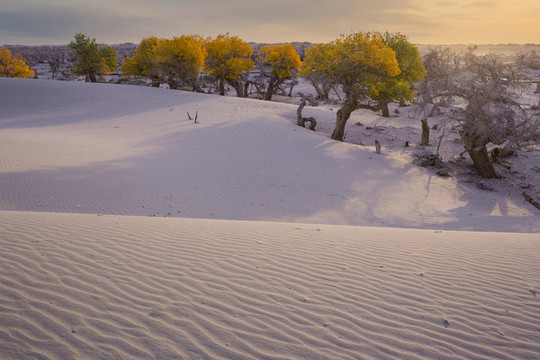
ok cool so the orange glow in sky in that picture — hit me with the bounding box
[1,0,539,45]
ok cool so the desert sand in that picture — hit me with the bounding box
[0,77,539,359]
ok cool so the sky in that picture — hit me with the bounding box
[1,0,539,46]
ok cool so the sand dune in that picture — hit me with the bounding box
[0,78,539,359]
[1,211,539,359]
[0,78,537,232]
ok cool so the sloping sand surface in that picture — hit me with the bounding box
[1,78,539,359]
[1,211,539,360]
[0,78,537,232]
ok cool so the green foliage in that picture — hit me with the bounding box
[0,47,35,78]
[68,33,117,82]
[381,32,425,83]
[369,32,426,114]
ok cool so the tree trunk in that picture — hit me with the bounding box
[219,79,225,96]
[265,76,287,101]
[190,79,204,93]
[312,83,324,100]
[381,102,390,118]
[265,82,274,101]
[421,119,430,146]
[331,99,357,141]
[86,72,97,82]
[288,81,296,97]
[462,133,499,178]
[168,79,178,90]
[228,80,245,97]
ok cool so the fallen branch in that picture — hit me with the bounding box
[523,191,540,211]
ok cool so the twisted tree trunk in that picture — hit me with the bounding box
[265,75,286,101]
[462,132,499,178]
[332,99,357,141]
[228,79,246,97]
[296,94,317,130]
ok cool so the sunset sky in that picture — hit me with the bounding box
[1,0,539,46]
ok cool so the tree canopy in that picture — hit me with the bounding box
[204,34,254,97]
[300,43,338,100]
[152,35,206,91]
[121,36,161,86]
[303,32,400,140]
[68,33,117,82]
[258,44,302,100]
[0,47,35,78]
[369,32,426,117]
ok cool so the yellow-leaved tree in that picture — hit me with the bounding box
[302,32,400,140]
[152,35,206,91]
[204,34,254,97]
[259,44,302,101]
[0,47,35,78]
[299,43,338,101]
[121,36,162,87]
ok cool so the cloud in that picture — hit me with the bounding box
[0,5,171,44]
[1,0,539,45]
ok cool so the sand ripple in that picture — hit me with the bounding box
[1,211,539,359]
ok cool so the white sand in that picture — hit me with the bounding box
[0,77,539,359]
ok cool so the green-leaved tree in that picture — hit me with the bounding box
[68,33,117,82]
[369,32,426,117]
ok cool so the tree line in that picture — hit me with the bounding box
[2,32,539,179]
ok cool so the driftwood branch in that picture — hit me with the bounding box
[523,192,540,211]
[296,93,317,130]
[187,111,198,124]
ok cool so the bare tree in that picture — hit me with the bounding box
[417,47,460,107]
[451,52,539,178]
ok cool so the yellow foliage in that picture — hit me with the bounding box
[303,32,399,89]
[0,47,35,78]
[204,34,253,81]
[333,32,400,81]
[259,44,301,79]
[154,35,206,80]
[121,36,160,77]
[300,43,336,78]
